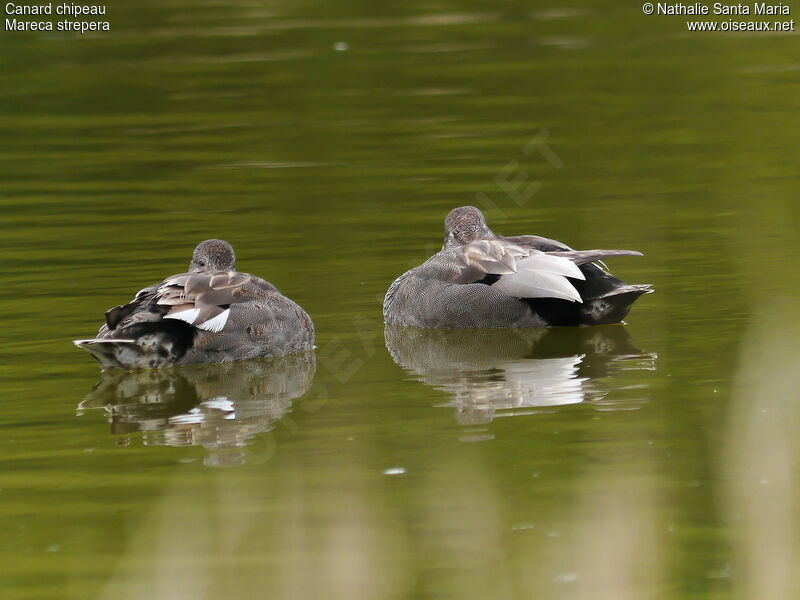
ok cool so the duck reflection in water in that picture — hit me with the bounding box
[77,353,316,466]
[385,325,655,432]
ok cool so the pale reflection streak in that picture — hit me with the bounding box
[538,470,663,600]
[91,443,414,600]
[724,301,800,599]
[89,436,524,600]
[721,188,800,599]
[88,422,665,600]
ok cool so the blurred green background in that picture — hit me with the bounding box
[2,1,800,599]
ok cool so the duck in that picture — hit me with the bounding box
[74,239,315,370]
[383,206,652,328]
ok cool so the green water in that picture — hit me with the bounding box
[2,1,800,598]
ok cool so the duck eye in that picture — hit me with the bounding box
[198,260,206,267]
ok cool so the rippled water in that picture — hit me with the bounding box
[2,1,800,599]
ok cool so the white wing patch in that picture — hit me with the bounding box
[517,253,585,281]
[163,307,230,333]
[164,308,201,325]
[493,270,583,302]
[199,308,230,333]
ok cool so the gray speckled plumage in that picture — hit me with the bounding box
[383,206,652,328]
[74,240,315,369]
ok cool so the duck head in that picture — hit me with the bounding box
[443,206,495,249]
[189,239,236,273]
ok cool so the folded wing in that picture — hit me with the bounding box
[157,271,255,333]
[453,240,585,303]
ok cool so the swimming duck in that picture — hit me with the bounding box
[74,239,315,369]
[383,206,652,328]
